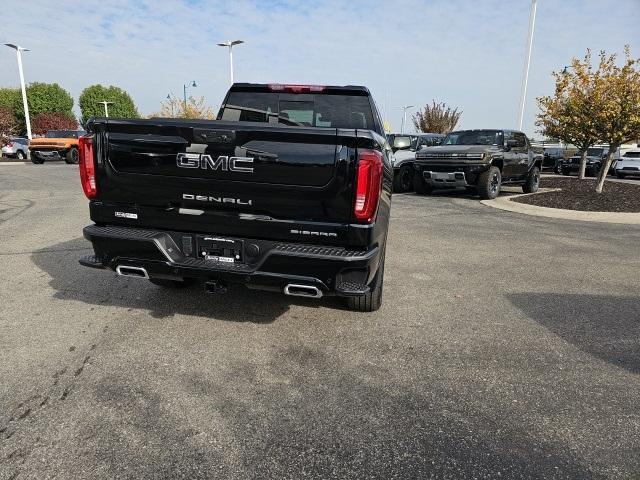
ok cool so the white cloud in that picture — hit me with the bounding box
[1,0,638,136]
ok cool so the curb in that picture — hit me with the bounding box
[481,193,640,225]
[0,161,28,165]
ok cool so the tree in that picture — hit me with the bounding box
[0,88,23,134]
[537,51,600,179]
[592,46,640,193]
[0,106,17,147]
[151,94,215,119]
[32,112,78,135]
[79,84,140,124]
[412,101,462,134]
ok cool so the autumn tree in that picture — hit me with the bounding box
[0,106,17,147]
[151,94,215,119]
[592,47,640,193]
[412,101,462,134]
[536,51,600,179]
[32,112,78,135]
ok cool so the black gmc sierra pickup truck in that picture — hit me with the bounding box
[78,83,392,312]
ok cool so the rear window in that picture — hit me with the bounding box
[624,151,640,158]
[219,92,375,129]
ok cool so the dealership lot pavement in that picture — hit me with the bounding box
[1,163,639,479]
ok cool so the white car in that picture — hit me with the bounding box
[615,149,640,179]
[390,133,445,192]
[1,137,29,159]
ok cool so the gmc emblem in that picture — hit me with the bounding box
[176,153,254,173]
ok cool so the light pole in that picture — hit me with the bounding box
[400,105,415,134]
[217,40,244,85]
[183,81,197,112]
[166,94,174,117]
[518,0,537,131]
[4,44,32,140]
[97,101,114,117]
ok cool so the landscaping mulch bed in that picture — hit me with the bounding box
[511,177,640,213]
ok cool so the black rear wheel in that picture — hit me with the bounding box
[16,150,25,160]
[346,248,385,312]
[31,154,45,164]
[522,166,540,193]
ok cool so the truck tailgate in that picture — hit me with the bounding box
[89,119,363,244]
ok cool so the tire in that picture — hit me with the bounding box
[588,164,600,177]
[412,174,432,195]
[149,278,193,288]
[31,154,45,164]
[522,166,540,194]
[477,166,502,200]
[65,147,79,164]
[616,172,625,179]
[347,247,385,312]
[561,168,571,176]
[16,150,25,160]
[393,165,413,193]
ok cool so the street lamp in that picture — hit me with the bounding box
[96,101,114,117]
[166,94,175,117]
[400,105,415,134]
[4,44,32,140]
[217,40,244,85]
[517,0,537,131]
[183,81,197,112]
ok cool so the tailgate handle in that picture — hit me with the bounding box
[193,129,235,144]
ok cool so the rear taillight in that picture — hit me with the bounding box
[78,135,97,199]
[267,84,325,93]
[7,142,13,147]
[354,149,383,223]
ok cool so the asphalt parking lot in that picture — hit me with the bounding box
[1,163,639,479]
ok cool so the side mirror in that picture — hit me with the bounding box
[505,139,518,151]
[393,136,411,150]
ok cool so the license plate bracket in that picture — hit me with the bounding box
[195,235,244,263]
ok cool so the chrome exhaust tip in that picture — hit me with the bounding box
[116,265,149,279]
[283,284,323,298]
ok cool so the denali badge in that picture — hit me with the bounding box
[183,194,253,206]
[176,153,254,173]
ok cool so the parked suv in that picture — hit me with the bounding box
[561,147,607,177]
[413,129,541,199]
[615,149,640,178]
[29,129,86,164]
[542,147,565,173]
[390,133,445,192]
[1,137,29,159]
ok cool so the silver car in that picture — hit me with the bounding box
[615,149,640,179]
[1,137,29,159]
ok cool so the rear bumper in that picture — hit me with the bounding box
[81,224,381,297]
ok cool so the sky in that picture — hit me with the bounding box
[1,0,638,137]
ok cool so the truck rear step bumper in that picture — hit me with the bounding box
[81,224,380,297]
